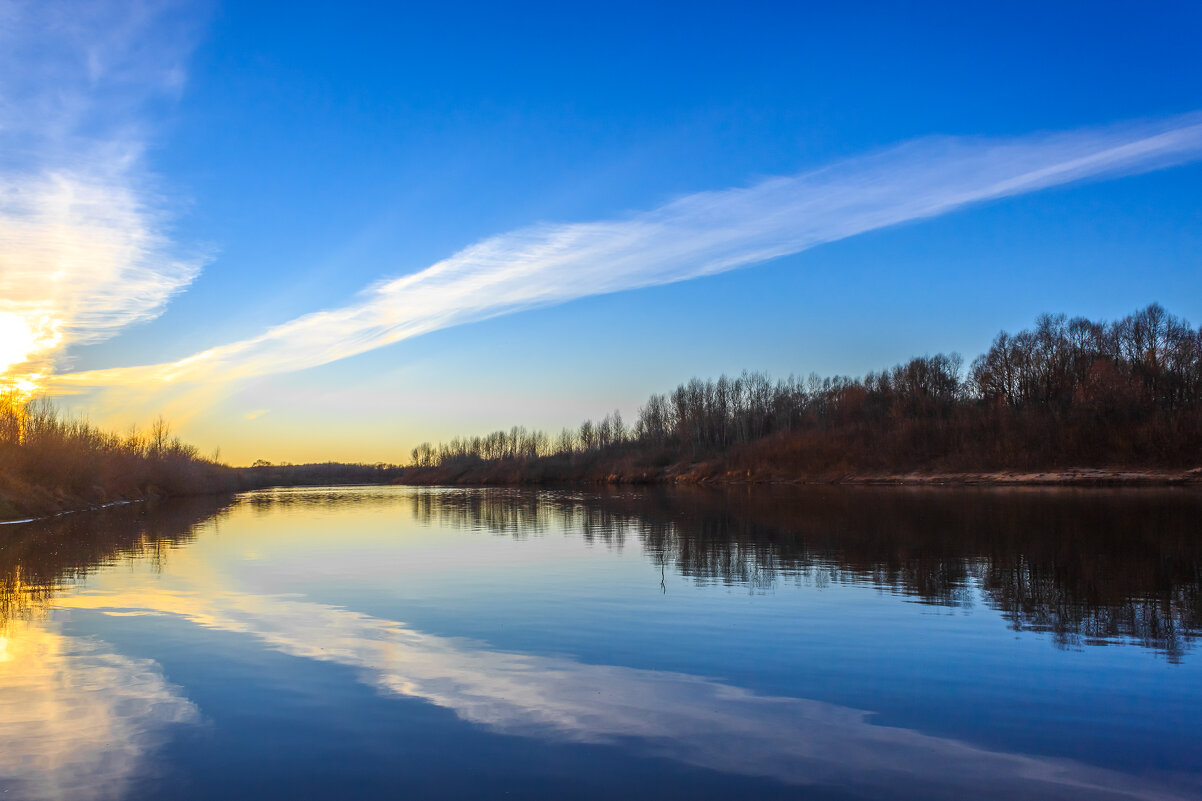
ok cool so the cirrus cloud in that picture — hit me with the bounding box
[49,111,1202,390]
[0,0,203,388]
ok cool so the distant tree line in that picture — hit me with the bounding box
[237,460,404,486]
[408,410,629,467]
[407,303,1202,475]
[0,389,422,519]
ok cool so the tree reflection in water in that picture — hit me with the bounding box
[1,487,1198,660]
[407,486,1202,660]
[0,486,1198,801]
[0,496,236,628]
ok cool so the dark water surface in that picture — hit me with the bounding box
[1,485,1200,800]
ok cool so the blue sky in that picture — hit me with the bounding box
[3,1,1201,463]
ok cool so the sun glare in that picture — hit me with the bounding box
[0,313,37,373]
[0,312,54,397]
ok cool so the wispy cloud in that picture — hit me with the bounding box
[50,112,1202,390]
[0,0,201,388]
[5,3,1200,395]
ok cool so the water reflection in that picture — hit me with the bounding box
[0,487,1198,800]
[50,581,1198,800]
[0,498,231,801]
[409,487,1202,659]
[0,617,197,801]
[0,497,235,627]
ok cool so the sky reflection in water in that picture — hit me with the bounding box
[0,487,1200,800]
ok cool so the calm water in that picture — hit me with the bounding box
[1,486,1200,800]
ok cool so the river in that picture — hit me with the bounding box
[0,485,1199,800]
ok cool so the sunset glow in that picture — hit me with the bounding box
[0,312,57,396]
[0,313,38,375]
[1,5,1200,800]
[0,0,1198,467]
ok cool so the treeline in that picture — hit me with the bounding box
[405,303,1202,480]
[237,460,405,486]
[408,413,629,467]
[0,395,240,519]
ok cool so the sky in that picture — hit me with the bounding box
[1,0,1201,465]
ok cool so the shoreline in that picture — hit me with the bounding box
[391,466,1202,488]
[0,498,146,527]
[785,468,1202,487]
[4,468,1199,525]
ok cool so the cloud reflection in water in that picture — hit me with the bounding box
[0,617,197,801]
[36,584,1196,801]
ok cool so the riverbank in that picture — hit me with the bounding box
[5,464,1199,526]
[0,462,402,524]
[392,460,1202,487]
[795,468,1202,486]
[0,479,174,525]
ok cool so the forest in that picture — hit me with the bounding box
[402,303,1202,483]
